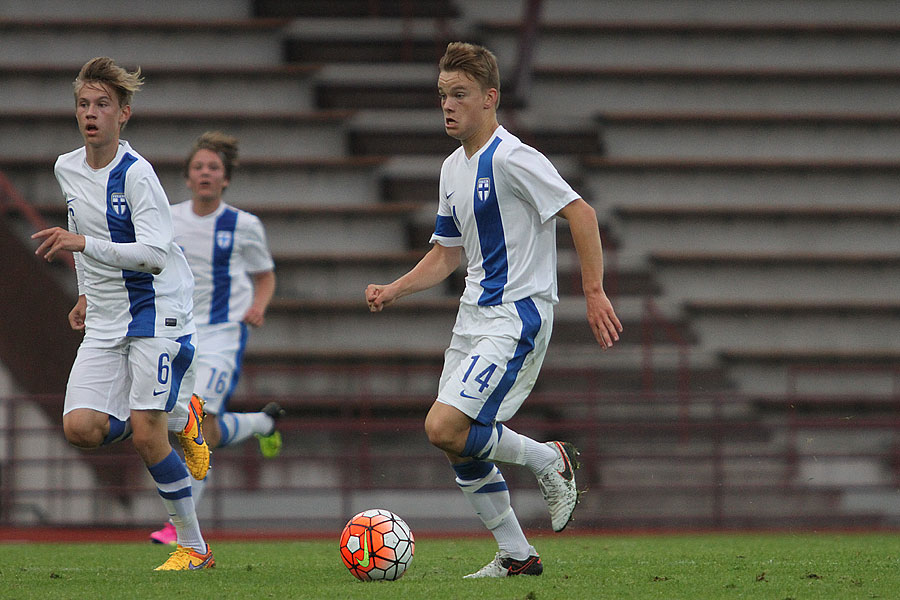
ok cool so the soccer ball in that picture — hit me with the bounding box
[339,508,415,581]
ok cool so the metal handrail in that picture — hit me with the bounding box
[0,170,74,270]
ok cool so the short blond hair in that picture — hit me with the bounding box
[73,57,143,109]
[184,131,239,180]
[439,42,501,106]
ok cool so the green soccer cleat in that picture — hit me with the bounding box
[255,402,286,458]
[256,430,283,458]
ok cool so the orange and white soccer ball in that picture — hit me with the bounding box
[339,508,415,581]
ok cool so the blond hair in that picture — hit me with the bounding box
[439,42,501,107]
[184,131,239,180]
[73,57,143,109]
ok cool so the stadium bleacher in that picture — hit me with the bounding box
[1,0,899,532]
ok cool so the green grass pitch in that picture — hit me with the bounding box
[3,532,900,599]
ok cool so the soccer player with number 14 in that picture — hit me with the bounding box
[366,42,622,578]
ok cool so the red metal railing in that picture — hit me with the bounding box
[0,170,74,270]
[3,387,899,532]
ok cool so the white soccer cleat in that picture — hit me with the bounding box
[536,441,580,532]
[463,552,543,578]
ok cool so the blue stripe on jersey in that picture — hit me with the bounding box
[473,136,507,306]
[105,153,156,336]
[434,214,461,238]
[210,208,238,324]
[223,322,249,409]
[166,334,196,412]
[474,297,541,424]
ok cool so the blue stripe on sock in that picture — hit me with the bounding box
[159,487,193,500]
[102,416,129,446]
[148,450,189,485]
[462,423,492,458]
[475,481,509,494]
[453,460,495,481]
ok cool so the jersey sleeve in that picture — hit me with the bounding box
[240,213,275,274]
[504,145,580,223]
[81,237,167,274]
[67,201,86,292]
[128,167,174,252]
[429,168,463,247]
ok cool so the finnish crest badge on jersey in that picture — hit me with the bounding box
[476,177,491,202]
[110,192,128,215]
[216,230,233,250]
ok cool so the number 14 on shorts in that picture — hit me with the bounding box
[461,355,497,396]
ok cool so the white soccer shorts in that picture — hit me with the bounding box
[64,334,197,431]
[191,322,248,415]
[437,297,553,424]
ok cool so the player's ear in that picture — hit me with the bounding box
[119,104,131,126]
[483,88,498,110]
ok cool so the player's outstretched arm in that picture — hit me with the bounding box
[31,227,85,262]
[366,243,462,312]
[558,198,623,349]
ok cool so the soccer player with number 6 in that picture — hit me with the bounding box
[32,57,213,571]
[365,42,622,578]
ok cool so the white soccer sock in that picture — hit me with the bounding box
[454,461,531,559]
[148,450,206,552]
[490,510,534,560]
[474,424,558,474]
[191,472,209,509]
[217,411,274,447]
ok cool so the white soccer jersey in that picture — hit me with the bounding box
[430,125,580,306]
[170,200,274,326]
[55,140,196,339]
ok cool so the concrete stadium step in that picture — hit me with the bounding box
[346,109,602,156]
[613,204,900,254]
[282,18,461,64]
[588,486,859,529]
[272,250,454,301]
[478,20,900,70]
[597,112,900,160]
[255,0,459,18]
[311,64,900,116]
[236,347,733,398]
[0,110,353,161]
[271,248,660,301]
[253,296,693,353]
[0,0,250,19]
[251,203,423,255]
[0,18,287,68]
[685,301,900,354]
[455,0,900,26]
[722,349,900,397]
[584,157,900,217]
[649,251,900,303]
[1,155,386,209]
[0,64,320,112]
[753,394,900,419]
[527,66,900,118]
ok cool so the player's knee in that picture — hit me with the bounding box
[424,415,464,454]
[62,420,103,448]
